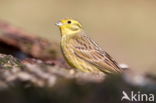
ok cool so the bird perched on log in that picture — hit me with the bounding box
[56,18,122,74]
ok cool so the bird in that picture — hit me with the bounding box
[56,18,122,74]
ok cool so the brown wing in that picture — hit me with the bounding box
[71,34,121,74]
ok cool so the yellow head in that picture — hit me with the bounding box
[56,19,82,36]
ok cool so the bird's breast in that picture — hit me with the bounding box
[61,36,75,58]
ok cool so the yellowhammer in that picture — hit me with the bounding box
[56,18,122,74]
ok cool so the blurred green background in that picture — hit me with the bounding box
[0,0,156,73]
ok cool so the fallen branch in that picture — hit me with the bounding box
[0,20,61,60]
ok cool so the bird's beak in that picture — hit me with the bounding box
[55,21,63,26]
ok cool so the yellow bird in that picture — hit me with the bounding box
[56,19,122,74]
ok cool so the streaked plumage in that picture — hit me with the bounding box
[56,19,122,74]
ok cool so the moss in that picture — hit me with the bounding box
[0,54,24,69]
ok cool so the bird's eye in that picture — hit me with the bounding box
[67,21,71,24]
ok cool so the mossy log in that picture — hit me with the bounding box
[0,20,155,103]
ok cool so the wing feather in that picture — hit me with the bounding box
[71,34,121,73]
